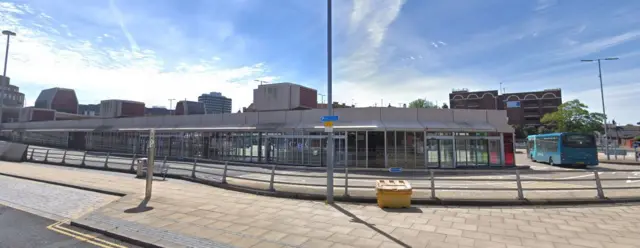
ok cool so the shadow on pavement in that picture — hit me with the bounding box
[380,207,423,213]
[330,203,411,248]
[124,198,154,213]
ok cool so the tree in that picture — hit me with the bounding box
[540,99,606,134]
[408,99,439,108]
[441,103,449,109]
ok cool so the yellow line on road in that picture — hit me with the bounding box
[46,221,128,248]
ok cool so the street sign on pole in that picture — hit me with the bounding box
[388,167,403,173]
[321,115,339,122]
[324,121,334,133]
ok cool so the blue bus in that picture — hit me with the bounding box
[526,132,599,166]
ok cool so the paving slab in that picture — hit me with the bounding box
[2,161,640,248]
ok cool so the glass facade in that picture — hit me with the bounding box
[7,129,515,168]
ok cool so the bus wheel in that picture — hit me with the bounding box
[549,158,555,166]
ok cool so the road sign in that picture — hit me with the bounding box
[321,115,339,122]
[634,142,640,148]
[388,167,403,173]
[323,121,334,127]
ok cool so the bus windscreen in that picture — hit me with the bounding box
[562,134,595,148]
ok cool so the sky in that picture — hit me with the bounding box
[1,0,640,124]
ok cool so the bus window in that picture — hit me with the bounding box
[562,134,596,148]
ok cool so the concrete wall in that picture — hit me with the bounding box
[1,108,514,133]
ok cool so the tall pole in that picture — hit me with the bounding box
[168,98,175,115]
[2,34,10,77]
[582,58,617,160]
[597,59,610,160]
[0,30,16,107]
[326,0,334,203]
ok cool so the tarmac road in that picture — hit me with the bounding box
[26,146,640,192]
[0,204,139,248]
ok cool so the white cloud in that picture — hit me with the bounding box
[535,0,557,11]
[108,0,139,53]
[0,2,272,112]
[558,30,640,60]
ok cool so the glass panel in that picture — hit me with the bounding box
[488,140,501,165]
[456,138,469,167]
[439,139,454,168]
[426,138,440,168]
[386,131,397,167]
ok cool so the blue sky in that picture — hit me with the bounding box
[1,0,640,124]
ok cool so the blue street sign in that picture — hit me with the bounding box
[321,115,339,122]
[634,142,640,148]
[388,167,403,173]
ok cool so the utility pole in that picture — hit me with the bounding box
[581,57,619,160]
[326,0,334,204]
[318,93,325,104]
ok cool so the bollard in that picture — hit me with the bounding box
[104,152,110,168]
[44,150,50,163]
[594,171,606,199]
[222,161,228,184]
[269,164,277,191]
[515,169,524,200]
[430,170,436,199]
[29,148,35,161]
[130,154,137,171]
[61,150,67,164]
[191,158,198,178]
[343,166,349,198]
[81,151,87,166]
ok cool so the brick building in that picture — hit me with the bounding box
[449,88,562,127]
[34,87,79,114]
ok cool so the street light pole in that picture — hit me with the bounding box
[581,57,618,160]
[2,30,16,106]
[326,0,334,204]
[168,98,175,115]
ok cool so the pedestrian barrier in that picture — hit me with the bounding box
[21,146,640,202]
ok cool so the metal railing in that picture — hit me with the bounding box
[23,146,640,202]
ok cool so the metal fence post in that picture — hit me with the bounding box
[130,154,137,171]
[29,148,35,161]
[44,149,50,162]
[594,171,606,199]
[162,156,168,180]
[191,158,197,178]
[104,152,110,168]
[430,170,436,199]
[515,169,524,200]
[81,151,87,166]
[222,161,228,184]
[269,164,277,191]
[343,166,349,197]
[61,150,67,164]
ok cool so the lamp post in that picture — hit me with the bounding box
[581,57,618,160]
[326,0,335,204]
[2,30,16,108]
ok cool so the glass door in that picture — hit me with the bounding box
[439,139,455,168]
[426,138,440,168]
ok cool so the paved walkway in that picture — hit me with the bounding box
[2,162,640,248]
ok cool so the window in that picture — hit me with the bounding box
[562,134,595,148]
[535,136,559,153]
